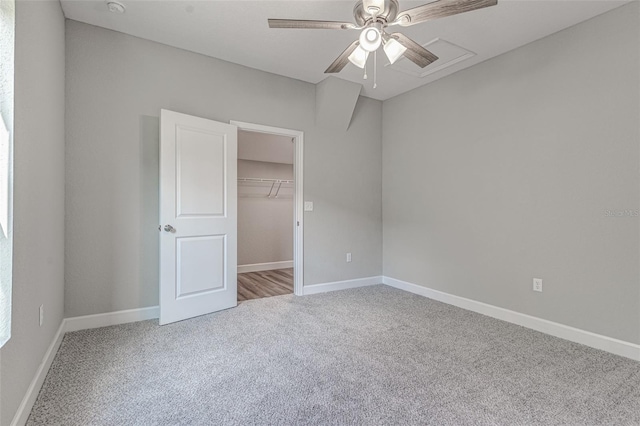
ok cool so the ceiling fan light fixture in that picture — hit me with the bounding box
[359,27,382,52]
[383,37,407,64]
[348,45,369,69]
[267,0,498,76]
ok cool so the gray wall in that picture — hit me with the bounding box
[382,3,640,344]
[0,0,66,424]
[238,160,294,266]
[64,20,383,317]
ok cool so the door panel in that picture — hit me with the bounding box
[160,109,237,325]
[176,235,226,298]
[176,126,226,217]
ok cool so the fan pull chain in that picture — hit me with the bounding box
[373,50,377,89]
[363,57,368,80]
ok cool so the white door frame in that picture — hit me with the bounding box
[230,120,304,296]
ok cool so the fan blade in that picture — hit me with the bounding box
[268,19,356,30]
[389,33,438,68]
[395,0,497,27]
[325,40,361,73]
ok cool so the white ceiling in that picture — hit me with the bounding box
[60,0,629,101]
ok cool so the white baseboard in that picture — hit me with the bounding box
[303,276,382,295]
[383,276,640,361]
[11,306,160,425]
[238,261,293,274]
[11,280,638,426]
[11,321,66,426]
[64,306,159,333]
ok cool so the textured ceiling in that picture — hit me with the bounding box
[60,0,629,100]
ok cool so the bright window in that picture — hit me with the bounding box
[0,115,9,348]
[0,0,14,348]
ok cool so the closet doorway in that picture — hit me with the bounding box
[231,121,303,301]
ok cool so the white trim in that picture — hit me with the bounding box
[64,306,159,333]
[383,276,640,361]
[238,261,293,274]
[303,276,382,295]
[293,130,304,296]
[230,120,304,296]
[10,321,65,426]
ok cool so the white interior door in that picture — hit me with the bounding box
[159,109,237,325]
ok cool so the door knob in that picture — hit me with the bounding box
[164,224,175,233]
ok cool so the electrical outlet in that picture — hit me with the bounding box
[39,304,44,327]
[304,201,314,212]
[346,252,352,263]
[533,278,543,292]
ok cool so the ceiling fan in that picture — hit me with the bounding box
[268,0,497,76]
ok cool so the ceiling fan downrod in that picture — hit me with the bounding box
[373,50,377,89]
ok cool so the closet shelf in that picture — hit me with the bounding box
[238,177,294,199]
[238,177,294,184]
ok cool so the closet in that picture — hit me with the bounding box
[237,130,294,301]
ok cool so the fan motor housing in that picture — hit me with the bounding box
[353,0,399,26]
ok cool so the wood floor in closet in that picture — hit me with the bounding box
[237,268,293,301]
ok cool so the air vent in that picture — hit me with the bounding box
[386,38,475,78]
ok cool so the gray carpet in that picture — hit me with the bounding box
[28,285,640,425]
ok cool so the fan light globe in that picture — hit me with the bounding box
[348,46,369,69]
[383,38,407,64]
[359,28,382,52]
